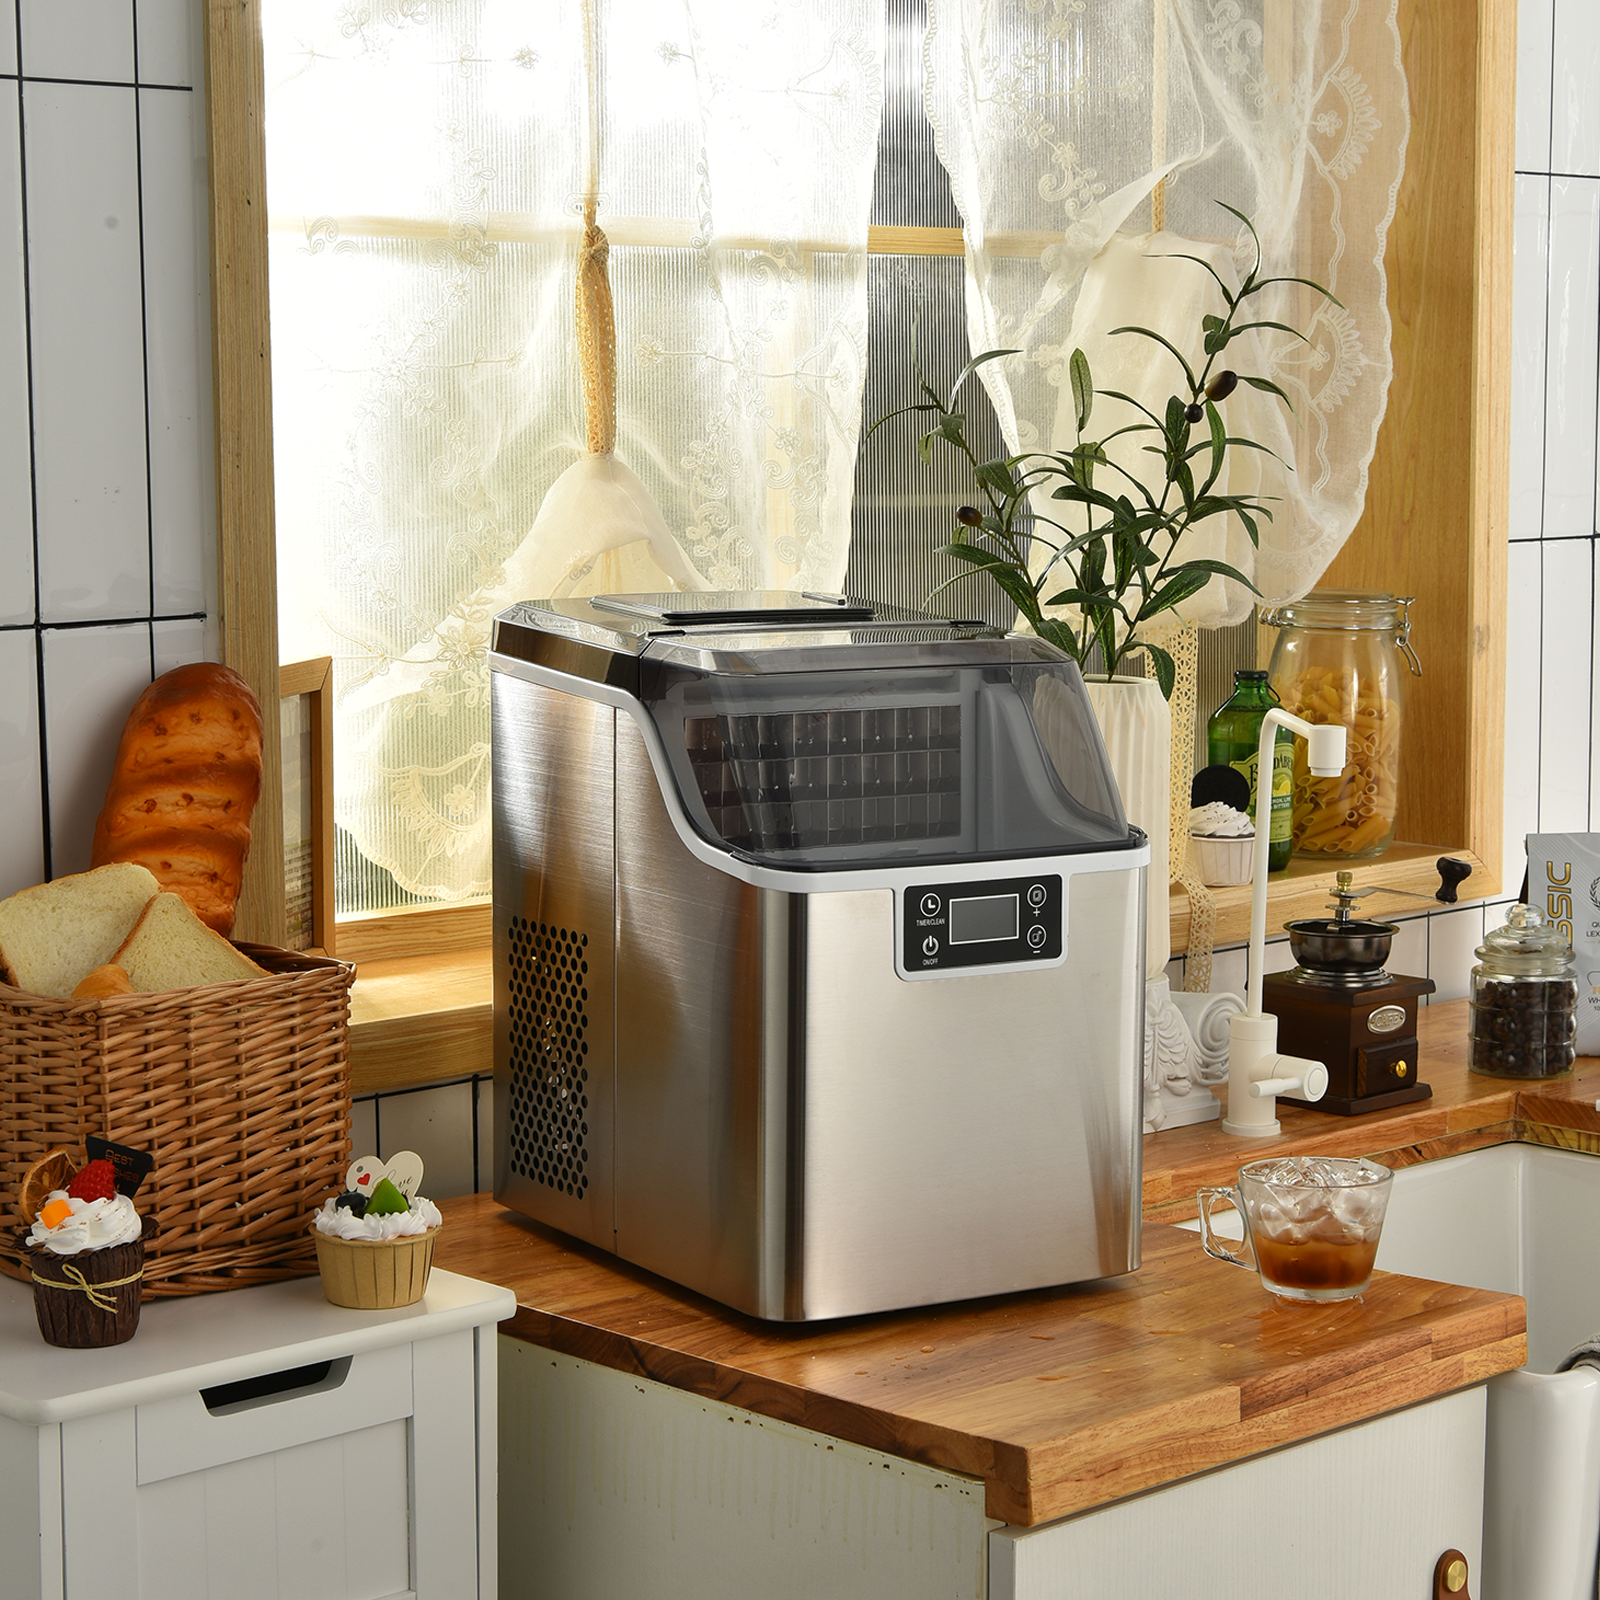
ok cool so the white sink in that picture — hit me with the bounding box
[1180,1143,1600,1600]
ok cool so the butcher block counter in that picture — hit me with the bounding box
[433,1003,1560,1534]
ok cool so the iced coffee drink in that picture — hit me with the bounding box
[1199,1156,1393,1303]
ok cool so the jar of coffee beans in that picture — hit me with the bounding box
[1468,904,1578,1078]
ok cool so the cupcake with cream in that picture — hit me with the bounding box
[20,1151,155,1347]
[311,1151,442,1308]
[1189,799,1257,887]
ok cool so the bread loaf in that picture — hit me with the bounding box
[0,863,161,997]
[91,663,263,936]
[112,891,268,991]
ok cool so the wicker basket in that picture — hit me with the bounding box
[0,944,353,1297]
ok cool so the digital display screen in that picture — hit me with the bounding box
[948,894,1019,945]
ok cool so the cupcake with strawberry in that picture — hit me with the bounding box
[20,1149,155,1347]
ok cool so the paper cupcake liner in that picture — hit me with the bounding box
[312,1223,440,1309]
[25,1215,156,1348]
[1190,832,1256,888]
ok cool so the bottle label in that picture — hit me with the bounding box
[1270,743,1294,846]
[1228,750,1260,801]
[1229,743,1295,845]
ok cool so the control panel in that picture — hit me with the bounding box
[898,873,1063,978]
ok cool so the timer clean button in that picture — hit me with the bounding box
[1027,883,1047,909]
[1026,924,1047,950]
[922,935,939,956]
[920,892,941,917]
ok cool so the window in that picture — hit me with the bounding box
[208,0,1513,964]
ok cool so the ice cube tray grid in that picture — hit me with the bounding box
[686,705,963,851]
[505,917,590,1197]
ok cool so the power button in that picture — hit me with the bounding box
[922,934,939,957]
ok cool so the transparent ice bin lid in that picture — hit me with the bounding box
[641,655,1130,869]
[491,593,1134,869]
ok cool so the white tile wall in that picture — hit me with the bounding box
[350,1097,377,1162]
[1506,542,1543,868]
[136,0,198,88]
[1427,904,1487,1005]
[371,1079,477,1201]
[139,86,209,614]
[1540,537,1592,827]
[1543,177,1600,538]
[0,5,210,888]
[0,80,31,624]
[0,0,1594,1196]
[25,81,149,622]
[1388,913,1428,979]
[1510,174,1550,540]
[151,613,205,675]
[18,0,134,85]
[40,620,150,875]
[1517,0,1554,172]
[0,630,43,892]
[1551,0,1600,178]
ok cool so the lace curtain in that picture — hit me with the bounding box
[265,0,883,903]
[923,0,1408,629]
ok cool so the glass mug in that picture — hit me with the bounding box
[1197,1156,1394,1302]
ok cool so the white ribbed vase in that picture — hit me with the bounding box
[1084,676,1172,980]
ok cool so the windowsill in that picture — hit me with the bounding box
[348,841,1496,1093]
[340,838,1497,1100]
[349,947,492,1095]
[1171,840,1497,953]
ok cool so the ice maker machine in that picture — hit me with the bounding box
[490,592,1148,1320]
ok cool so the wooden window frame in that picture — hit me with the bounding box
[206,0,1512,968]
[279,656,335,956]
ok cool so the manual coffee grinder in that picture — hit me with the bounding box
[1268,872,1437,1115]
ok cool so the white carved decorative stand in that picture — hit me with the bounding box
[1084,676,1231,1132]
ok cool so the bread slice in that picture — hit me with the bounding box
[112,892,267,992]
[0,863,161,997]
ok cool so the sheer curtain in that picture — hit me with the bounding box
[265,0,883,905]
[922,0,1408,628]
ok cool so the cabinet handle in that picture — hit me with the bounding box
[1432,1549,1472,1599]
[201,1355,352,1415]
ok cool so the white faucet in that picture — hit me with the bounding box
[1221,708,1347,1137]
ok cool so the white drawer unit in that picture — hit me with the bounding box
[0,1268,515,1600]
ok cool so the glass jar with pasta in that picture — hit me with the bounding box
[1262,591,1420,860]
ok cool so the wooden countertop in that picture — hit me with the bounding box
[436,999,1556,1527]
[1142,1000,1600,1222]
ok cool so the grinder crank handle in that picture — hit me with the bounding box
[1435,857,1472,904]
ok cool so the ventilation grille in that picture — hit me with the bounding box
[685,706,963,852]
[505,917,591,1197]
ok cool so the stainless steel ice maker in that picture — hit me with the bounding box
[491,592,1148,1320]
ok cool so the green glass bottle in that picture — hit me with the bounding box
[1207,670,1294,871]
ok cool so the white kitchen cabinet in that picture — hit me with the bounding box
[498,1339,1488,1600]
[0,1267,514,1600]
[990,1387,1484,1599]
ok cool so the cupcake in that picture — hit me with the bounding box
[1189,800,1256,887]
[21,1154,154,1347]
[311,1151,442,1309]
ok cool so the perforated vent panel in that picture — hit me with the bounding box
[505,917,592,1196]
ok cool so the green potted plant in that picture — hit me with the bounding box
[871,206,1338,703]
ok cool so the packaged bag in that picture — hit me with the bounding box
[1526,834,1600,1056]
